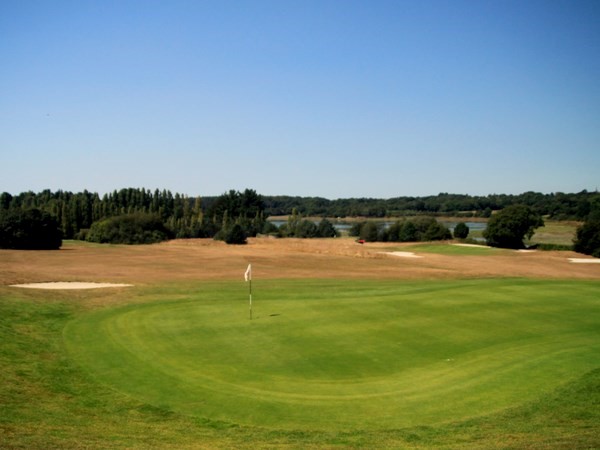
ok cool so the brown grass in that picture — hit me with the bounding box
[1,237,599,287]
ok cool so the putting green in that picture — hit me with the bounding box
[64,279,600,431]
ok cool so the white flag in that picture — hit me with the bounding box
[244,264,252,282]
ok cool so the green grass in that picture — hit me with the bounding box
[403,243,501,255]
[65,280,599,430]
[2,279,600,448]
[530,220,579,247]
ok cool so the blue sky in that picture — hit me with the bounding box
[1,0,599,199]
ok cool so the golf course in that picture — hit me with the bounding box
[2,237,599,448]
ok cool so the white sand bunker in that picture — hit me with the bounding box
[380,251,423,258]
[568,258,600,264]
[11,282,133,289]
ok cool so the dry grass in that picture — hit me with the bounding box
[1,237,598,288]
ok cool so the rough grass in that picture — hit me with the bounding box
[530,220,580,247]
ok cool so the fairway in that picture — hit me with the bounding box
[64,278,600,431]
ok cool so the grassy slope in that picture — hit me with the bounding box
[403,243,502,255]
[531,221,580,247]
[2,279,598,448]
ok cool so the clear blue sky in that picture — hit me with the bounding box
[1,0,599,199]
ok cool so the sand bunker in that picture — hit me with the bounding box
[380,251,423,258]
[568,258,600,264]
[10,282,133,289]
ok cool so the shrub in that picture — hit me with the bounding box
[573,220,600,257]
[386,221,402,242]
[360,222,379,242]
[316,218,339,238]
[423,221,452,241]
[348,221,366,237]
[399,221,418,242]
[453,222,469,239]
[369,218,451,243]
[261,221,279,235]
[87,213,172,245]
[223,223,247,245]
[296,220,318,238]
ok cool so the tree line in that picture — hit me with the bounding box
[0,188,267,245]
[3,189,598,239]
[348,217,452,243]
[260,190,600,220]
[1,188,600,255]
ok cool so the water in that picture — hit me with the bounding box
[441,221,487,233]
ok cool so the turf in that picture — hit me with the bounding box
[2,278,600,448]
[403,243,501,255]
[63,279,600,432]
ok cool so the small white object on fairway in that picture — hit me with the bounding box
[568,258,600,264]
[10,282,133,289]
[380,251,423,258]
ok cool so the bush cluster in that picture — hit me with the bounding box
[276,210,339,238]
[86,213,173,245]
[0,208,62,249]
[214,223,248,245]
[349,217,451,243]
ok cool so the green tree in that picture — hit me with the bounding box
[483,205,544,249]
[360,222,379,242]
[423,221,452,241]
[348,221,366,237]
[453,222,469,239]
[0,208,62,249]
[87,213,172,245]
[296,219,318,238]
[262,221,279,235]
[223,223,247,245]
[208,189,265,238]
[316,218,339,238]
[573,219,600,258]
[0,192,12,210]
[399,221,418,242]
[385,221,402,242]
[286,208,301,236]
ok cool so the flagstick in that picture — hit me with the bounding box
[245,263,252,320]
[249,278,252,320]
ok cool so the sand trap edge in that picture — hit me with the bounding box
[568,258,600,264]
[10,282,134,290]
[379,251,423,258]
